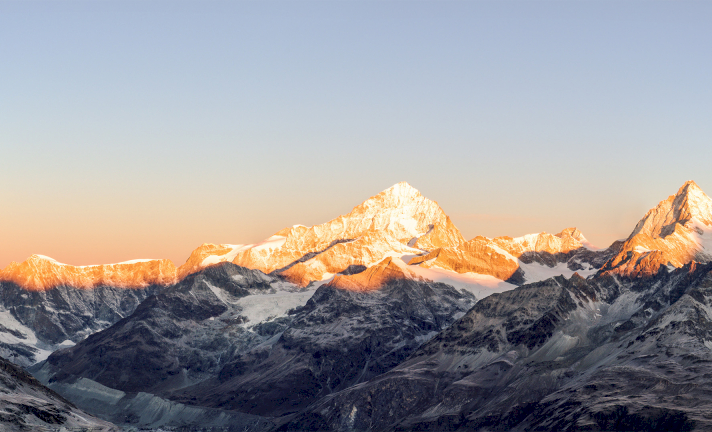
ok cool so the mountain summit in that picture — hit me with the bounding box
[232,181,465,285]
[630,180,712,238]
[602,180,712,277]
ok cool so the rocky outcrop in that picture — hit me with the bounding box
[326,257,410,291]
[602,181,712,277]
[410,236,524,283]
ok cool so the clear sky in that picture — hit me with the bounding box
[1,1,711,267]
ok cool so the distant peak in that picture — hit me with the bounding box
[631,180,712,234]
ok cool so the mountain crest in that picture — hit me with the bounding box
[0,256,177,291]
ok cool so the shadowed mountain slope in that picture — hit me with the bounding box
[280,264,712,432]
[0,355,118,431]
[38,260,476,422]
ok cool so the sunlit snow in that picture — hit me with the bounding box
[518,261,597,283]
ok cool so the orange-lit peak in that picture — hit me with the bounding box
[602,180,712,277]
[327,257,410,291]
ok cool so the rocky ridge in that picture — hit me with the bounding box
[229,182,613,288]
[0,255,177,291]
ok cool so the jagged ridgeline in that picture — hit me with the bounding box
[2,180,712,431]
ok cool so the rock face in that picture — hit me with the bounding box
[0,255,171,366]
[602,180,712,277]
[0,355,118,431]
[281,265,712,431]
[232,182,465,286]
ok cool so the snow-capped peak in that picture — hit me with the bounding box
[603,180,712,277]
[630,180,712,240]
[231,182,465,284]
[377,181,422,202]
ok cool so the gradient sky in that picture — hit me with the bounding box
[1,1,711,268]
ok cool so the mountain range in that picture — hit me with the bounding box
[1,180,712,430]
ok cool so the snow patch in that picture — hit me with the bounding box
[236,288,316,325]
[58,339,75,348]
[519,261,597,283]
[34,254,60,263]
[690,218,712,258]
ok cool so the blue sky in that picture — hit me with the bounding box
[1,1,711,266]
